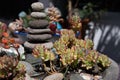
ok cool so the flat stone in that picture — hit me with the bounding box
[27,34,52,41]
[29,20,49,29]
[31,2,44,11]
[27,28,52,34]
[80,73,93,80]
[31,12,46,19]
[70,74,84,80]
[43,73,64,80]
[25,54,41,65]
[24,41,53,49]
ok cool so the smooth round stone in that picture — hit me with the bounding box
[43,73,64,80]
[29,20,49,29]
[19,61,34,75]
[27,34,52,41]
[31,2,44,11]
[31,12,46,19]
[27,28,52,34]
[19,61,41,77]
[24,41,53,49]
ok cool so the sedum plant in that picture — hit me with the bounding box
[32,29,111,75]
[32,45,56,74]
[54,29,111,73]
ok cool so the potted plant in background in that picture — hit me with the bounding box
[67,0,105,39]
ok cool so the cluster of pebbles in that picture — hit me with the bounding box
[24,2,53,50]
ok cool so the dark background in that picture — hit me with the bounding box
[0,0,120,19]
[0,0,37,19]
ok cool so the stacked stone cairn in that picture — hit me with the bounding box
[24,2,53,50]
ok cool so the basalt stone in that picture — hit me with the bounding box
[24,41,53,49]
[27,28,52,34]
[31,12,46,19]
[27,34,52,41]
[43,73,64,80]
[29,20,49,29]
[31,2,44,11]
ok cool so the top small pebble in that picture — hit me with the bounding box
[31,2,44,11]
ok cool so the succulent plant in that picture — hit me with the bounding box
[0,49,26,80]
[0,55,18,79]
[98,54,111,68]
[45,7,63,23]
[81,50,99,70]
[33,45,55,61]
[0,54,26,79]
[1,32,20,49]
[32,45,57,74]
[32,29,111,75]
[80,49,111,73]
[12,63,26,80]
[53,29,110,73]
[69,15,82,32]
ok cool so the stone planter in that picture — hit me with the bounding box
[70,58,119,80]
[102,58,119,80]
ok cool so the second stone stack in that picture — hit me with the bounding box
[24,2,53,50]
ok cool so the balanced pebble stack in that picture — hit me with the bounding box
[24,2,53,50]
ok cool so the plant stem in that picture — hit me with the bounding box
[43,64,53,74]
[63,66,69,80]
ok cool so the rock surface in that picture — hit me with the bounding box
[102,58,119,80]
[31,2,44,11]
[24,2,53,50]
[31,12,46,18]
[27,28,51,34]
[29,20,49,29]
[43,73,64,80]
[70,74,84,80]
[19,61,34,76]
[24,41,53,49]
[27,34,52,41]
